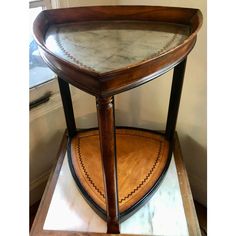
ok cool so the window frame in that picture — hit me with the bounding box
[29,0,55,90]
[29,0,52,9]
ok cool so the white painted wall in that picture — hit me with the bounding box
[30,0,206,206]
[51,0,118,8]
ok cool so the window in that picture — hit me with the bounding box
[29,0,55,88]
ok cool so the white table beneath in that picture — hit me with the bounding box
[30,132,201,236]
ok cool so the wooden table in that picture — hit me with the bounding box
[32,6,202,234]
[30,131,201,236]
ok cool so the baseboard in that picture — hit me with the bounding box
[30,169,52,206]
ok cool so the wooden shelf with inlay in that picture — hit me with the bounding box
[33,5,202,233]
[68,128,170,222]
[30,131,201,236]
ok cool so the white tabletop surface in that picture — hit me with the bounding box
[43,153,189,235]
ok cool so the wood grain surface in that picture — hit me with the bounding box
[96,97,120,233]
[69,128,169,219]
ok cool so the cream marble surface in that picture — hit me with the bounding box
[45,21,189,73]
[44,153,189,235]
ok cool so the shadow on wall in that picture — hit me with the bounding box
[116,108,165,130]
[30,129,65,178]
[179,134,207,206]
[30,129,65,204]
[115,72,171,130]
[75,111,98,129]
[124,87,141,127]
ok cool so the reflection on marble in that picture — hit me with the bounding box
[44,153,189,235]
[45,21,190,73]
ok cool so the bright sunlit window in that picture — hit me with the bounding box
[29,0,55,88]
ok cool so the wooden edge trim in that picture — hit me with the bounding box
[30,130,68,236]
[173,132,201,236]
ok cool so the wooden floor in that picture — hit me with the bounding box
[30,199,207,235]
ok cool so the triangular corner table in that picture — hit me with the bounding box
[32,5,202,235]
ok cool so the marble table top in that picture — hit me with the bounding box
[43,152,189,235]
[45,21,190,73]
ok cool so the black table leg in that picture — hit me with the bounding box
[165,58,187,140]
[58,77,77,138]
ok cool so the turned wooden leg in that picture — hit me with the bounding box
[58,77,77,138]
[165,58,187,140]
[96,96,120,234]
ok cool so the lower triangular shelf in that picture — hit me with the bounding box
[68,128,171,222]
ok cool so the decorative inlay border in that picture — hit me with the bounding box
[146,32,181,60]
[54,26,185,73]
[76,138,105,199]
[55,28,97,72]
[73,133,164,204]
